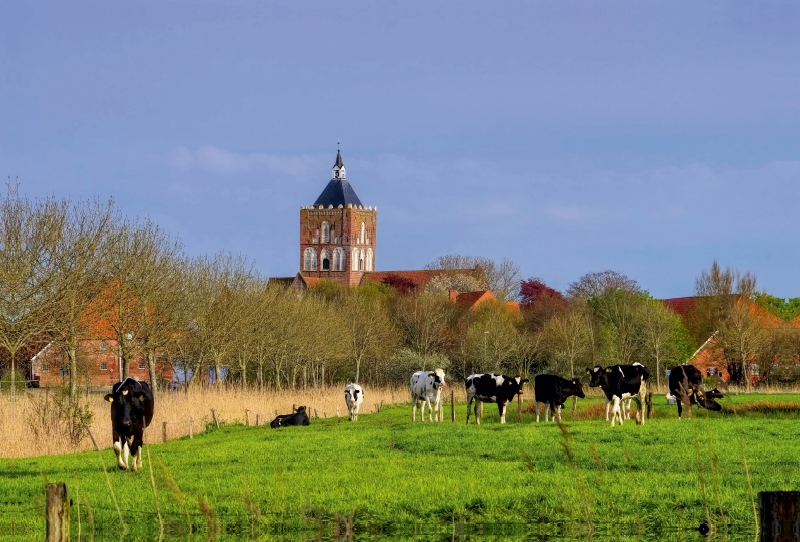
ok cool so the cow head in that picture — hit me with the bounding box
[427,369,446,390]
[571,378,586,398]
[344,386,361,406]
[514,377,530,394]
[586,366,604,387]
[105,378,153,429]
[697,389,723,411]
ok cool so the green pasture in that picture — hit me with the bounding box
[2,393,800,539]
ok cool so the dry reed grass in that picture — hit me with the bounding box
[723,400,800,414]
[0,384,412,458]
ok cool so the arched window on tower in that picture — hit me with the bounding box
[351,247,359,271]
[321,221,330,243]
[366,248,373,271]
[360,222,366,245]
[304,247,318,271]
[321,248,331,270]
[359,249,365,271]
[333,247,346,271]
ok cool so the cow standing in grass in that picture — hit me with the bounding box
[465,373,528,424]
[410,369,446,422]
[105,378,154,471]
[533,374,585,422]
[344,383,364,421]
[668,364,724,419]
[586,363,649,427]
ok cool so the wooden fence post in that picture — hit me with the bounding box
[86,427,100,451]
[45,482,69,542]
[450,389,455,422]
[255,413,260,426]
[759,491,800,542]
[162,422,167,443]
[245,410,250,426]
[211,409,219,428]
[189,418,193,439]
[517,393,522,423]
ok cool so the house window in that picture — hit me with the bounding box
[304,247,318,271]
[99,341,108,350]
[751,364,760,376]
[59,366,69,376]
[321,248,330,270]
[333,247,346,271]
[706,367,717,377]
[100,363,108,371]
[351,247,359,271]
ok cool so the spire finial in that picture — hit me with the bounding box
[337,138,340,152]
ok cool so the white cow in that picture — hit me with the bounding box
[410,369,446,422]
[344,383,364,421]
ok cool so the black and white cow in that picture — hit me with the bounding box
[465,373,529,425]
[533,374,585,422]
[586,363,650,427]
[104,378,154,471]
[270,405,310,428]
[344,383,364,421]
[668,364,724,419]
[410,369,446,422]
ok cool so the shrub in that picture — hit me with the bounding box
[26,388,94,447]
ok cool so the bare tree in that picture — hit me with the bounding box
[566,270,640,301]
[638,298,690,389]
[338,287,397,384]
[539,304,594,379]
[426,255,520,301]
[390,292,458,359]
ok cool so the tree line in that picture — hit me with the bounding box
[2,187,799,405]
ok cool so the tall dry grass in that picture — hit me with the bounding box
[0,384,412,458]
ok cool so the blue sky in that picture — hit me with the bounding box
[2,1,799,298]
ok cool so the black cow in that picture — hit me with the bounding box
[465,373,529,424]
[104,378,154,471]
[533,374,585,422]
[668,364,724,419]
[586,363,650,427]
[270,406,310,428]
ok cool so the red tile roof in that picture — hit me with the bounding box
[456,290,495,310]
[359,268,482,290]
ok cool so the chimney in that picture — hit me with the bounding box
[449,289,457,302]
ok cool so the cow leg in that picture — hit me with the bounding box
[122,438,131,469]
[466,396,473,424]
[475,400,481,425]
[535,402,541,423]
[112,433,127,470]
[605,399,612,421]
[412,399,418,422]
[131,431,144,472]
[498,400,507,424]
[611,396,623,427]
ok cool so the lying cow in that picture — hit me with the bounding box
[270,406,310,428]
[410,369,446,422]
[533,374,585,422]
[668,364,724,419]
[465,373,529,424]
[104,378,154,471]
[344,383,364,421]
[586,363,650,427]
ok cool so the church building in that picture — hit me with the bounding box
[295,150,377,287]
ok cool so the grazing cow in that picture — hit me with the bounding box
[586,363,650,427]
[410,369,446,422]
[533,374,585,422]
[270,406,310,428]
[104,378,154,471]
[465,373,529,424]
[344,383,364,421]
[668,364,724,419]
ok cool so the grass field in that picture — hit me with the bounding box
[2,392,799,540]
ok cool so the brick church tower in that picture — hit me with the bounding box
[299,150,377,287]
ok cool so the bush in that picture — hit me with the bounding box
[26,388,94,447]
[0,370,27,393]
